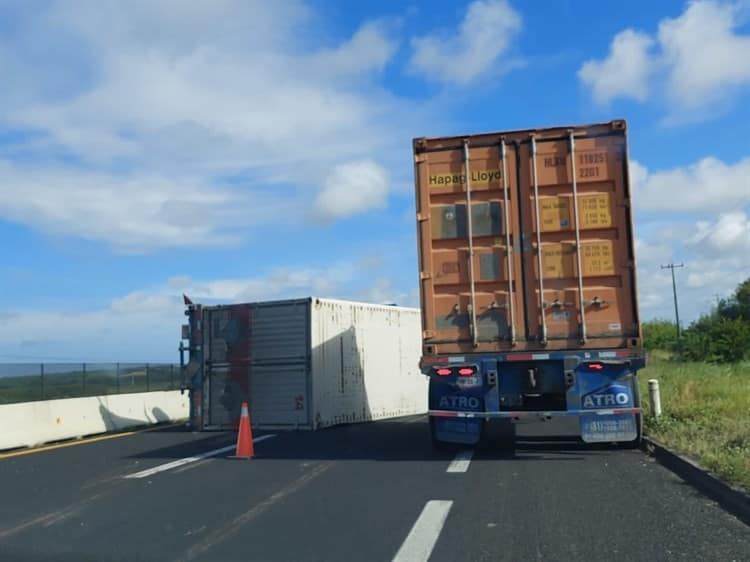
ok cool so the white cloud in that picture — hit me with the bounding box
[356,278,420,308]
[636,255,747,323]
[408,0,522,85]
[0,1,425,249]
[43,1,312,63]
[0,265,392,361]
[308,21,398,79]
[111,267,357,315]
[635,237,673,265]
[683,259,748,291]
[631,157,750,214]
[631,155,750,323]
[313,160,390,221]
[578,30,654,105]
[0,160,308,252]
[579,1,750,111]
[688,211,750,256]
[659,0,750,108]
[180,267,357,303]
[0,308,178,362]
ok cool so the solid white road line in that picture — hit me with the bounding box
[123,434,276,479]
[446,449,474,473]
[392,500,453,562]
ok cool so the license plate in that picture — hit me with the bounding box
[580,414,637,443]
[434,417,482,445]
[456,375,482,389]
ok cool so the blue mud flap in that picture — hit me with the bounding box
[432,416,483,445]
[578,368,638,443]
[429,379,484,445]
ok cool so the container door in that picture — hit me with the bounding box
[248,299,311,428]
[415,141,524,351]
[517,131,638,348]
[249,300,310,365]
[249,364,310,427]
[203,305,251,429]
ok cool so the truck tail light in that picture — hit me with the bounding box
[436,368,452,376]
[588,363,604,370]
[458,368,475,376]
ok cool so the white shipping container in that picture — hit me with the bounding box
[198,298,427,430]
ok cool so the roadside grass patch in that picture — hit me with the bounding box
[638,356,750,492]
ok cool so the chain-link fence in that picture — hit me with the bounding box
[0,363,180,405]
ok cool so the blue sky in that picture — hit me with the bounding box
[1,0,749,361]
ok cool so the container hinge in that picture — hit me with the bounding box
[416,213,430,222]
[423,330,436,339]
[414,154,427,163]
[543,299,575,309]
[419,272,432,280]
[467,303,476,342]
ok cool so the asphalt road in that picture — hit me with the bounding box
[0,417,748,562]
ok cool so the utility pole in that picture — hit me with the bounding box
[661,263,684,339]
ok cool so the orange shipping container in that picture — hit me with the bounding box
[413,120,641,356]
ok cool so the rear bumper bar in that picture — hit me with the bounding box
[429,407,641,419]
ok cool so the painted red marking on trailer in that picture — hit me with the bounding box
[507,354,533,361]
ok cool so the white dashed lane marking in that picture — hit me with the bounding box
[392,500,453,562]
[123,434,276,479]
[446,449,474,473]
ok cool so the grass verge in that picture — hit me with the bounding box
[638,353,750,492]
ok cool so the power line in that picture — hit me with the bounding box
[661,263,685,339]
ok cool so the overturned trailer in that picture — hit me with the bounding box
[180,297,428,430]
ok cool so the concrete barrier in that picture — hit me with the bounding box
[0,390,189,451]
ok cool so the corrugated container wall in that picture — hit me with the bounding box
[413,120,641,355]
[310,299,427,428]
[198,298,427,430]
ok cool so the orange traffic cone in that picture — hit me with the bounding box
[232,401,254,459]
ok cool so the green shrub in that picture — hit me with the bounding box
[642,319,678,352]
[681,316,750,364]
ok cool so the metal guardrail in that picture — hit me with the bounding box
[0,363,180,405]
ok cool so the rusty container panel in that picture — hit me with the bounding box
[414,120,641,355]
[414,139,524,352]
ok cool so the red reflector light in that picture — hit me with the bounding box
[436,368,452,376]
[458,368,475,376]
[588,363,604,370]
